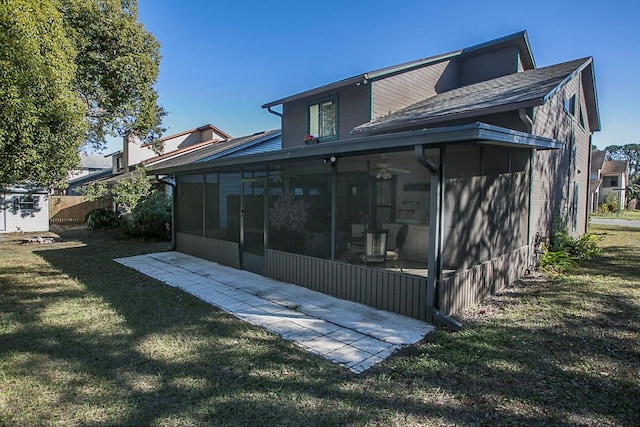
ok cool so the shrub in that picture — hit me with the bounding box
[85,208,119,229]
[538,216,601,274]
[571,233,602,259]
[121,191,171,240]
[539,249,577,274]
[603,191,619,212]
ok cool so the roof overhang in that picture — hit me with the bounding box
[151,123,563,176]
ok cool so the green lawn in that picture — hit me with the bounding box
[0,225,638,426]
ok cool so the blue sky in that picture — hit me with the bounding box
[112,0,639,152]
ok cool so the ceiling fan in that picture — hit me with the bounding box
[372,155,411,179]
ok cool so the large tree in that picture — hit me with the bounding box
[0,0,86,187]
[60,0,165,150]
[0,0,165,187]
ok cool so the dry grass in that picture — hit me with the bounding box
[0,225,638,426]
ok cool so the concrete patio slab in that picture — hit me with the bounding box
[116,251,434,374]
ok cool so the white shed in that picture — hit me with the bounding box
[0,186,49,233]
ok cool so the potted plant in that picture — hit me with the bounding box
[269,191,308,252]
[304,134,319,144]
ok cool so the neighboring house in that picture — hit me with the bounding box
[68,154,112,180]
[153,31,600,326]
[590,150,629,211]
[64,154,113,195]
[69,123,234,194]
[0,186,49,233]
[147,129,282,171]
[110,123,232,175]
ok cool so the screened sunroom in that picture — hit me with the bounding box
[153,123,561,322]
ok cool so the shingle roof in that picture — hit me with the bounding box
[590,179,602,194]
[79,154,111,169]
[601,160,628,175]
[591,150,606,173]
[147,129,281,171]
[352,58,591,135]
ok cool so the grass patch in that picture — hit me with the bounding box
[0,225,638,426]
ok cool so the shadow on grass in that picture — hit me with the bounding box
[0,227,637,426]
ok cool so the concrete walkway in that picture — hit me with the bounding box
[590,217,640,228]
[116,252,434,374]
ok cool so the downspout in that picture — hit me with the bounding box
[330,158,337,260]
[520,108,536,269]
[526,149,535,271]
[266,106,283,117]
[585,134,593,233]
[156,175,176,251]
[415,144,462,331]
[519,108,534,134]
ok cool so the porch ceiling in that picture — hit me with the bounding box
[151,122,563,176]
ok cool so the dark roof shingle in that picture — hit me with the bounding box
[601,160,628,175]
[353,58,591,135]
[147,129,281,171]
[591,150,606,172]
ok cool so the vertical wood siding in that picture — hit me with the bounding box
[265,250,428,321]
[176,232,240,269]
[49,196,112,225]
[439,246,529,315]
[371,59,458,119]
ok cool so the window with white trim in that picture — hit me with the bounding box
[16,195,35,210]
[308,97,337,141]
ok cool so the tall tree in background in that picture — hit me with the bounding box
[605,144,640,183]
[0,0,86,187]
[0,0,165,187]
[61,0,165,151]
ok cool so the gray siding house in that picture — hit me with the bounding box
[153,31,600,326]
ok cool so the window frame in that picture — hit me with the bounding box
[16,194,35,210]
[564,94,576,117]
[307,95,338,142]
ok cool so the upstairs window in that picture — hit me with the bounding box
[578,106,586,129]
[308,97,337,141]
[564,94,576,116]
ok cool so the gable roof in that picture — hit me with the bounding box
[601,160,629,175]
[591,150,606,172]
[147,129,281,171]
[352,58,595,135]
[262,31,534,109]
[151,123,231,145]
[78,154,111,169]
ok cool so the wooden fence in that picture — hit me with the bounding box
[49,196,112,225]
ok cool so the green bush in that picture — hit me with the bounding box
[538,216,601,274]
[85,208,120,229]
[603,191,619,212]
[539,249,577,274]
[121,191,171,240]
